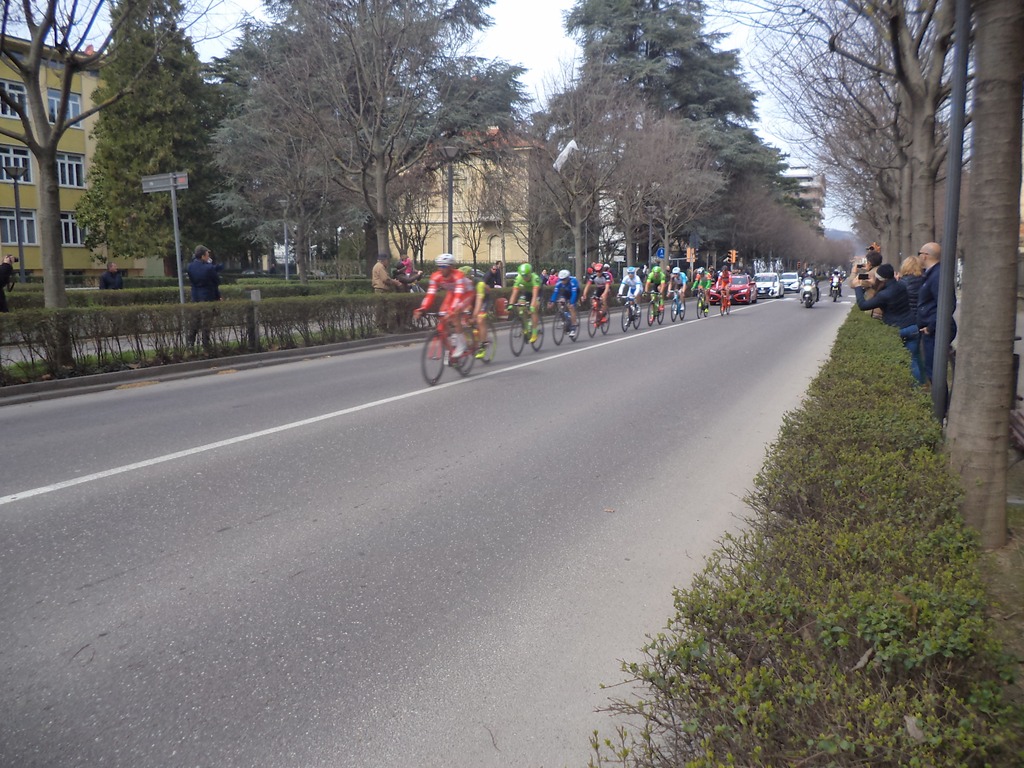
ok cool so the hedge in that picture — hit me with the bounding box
[589,311,1024,767]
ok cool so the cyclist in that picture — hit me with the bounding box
[548,268,581,338]
[507,263,543,344]
[413,254,473,354]
[716,264,732,311]
[582,260,612,320]
[644,260,667,304]
[618,266,644,317]
[667,266,687,303]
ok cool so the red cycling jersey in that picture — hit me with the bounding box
[418,268,473,315]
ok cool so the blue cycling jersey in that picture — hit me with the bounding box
[550,277,580,305]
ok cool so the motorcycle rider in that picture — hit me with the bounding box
[829,269,842,299]
[801,268,820,302]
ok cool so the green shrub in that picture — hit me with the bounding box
[590,311,1024,768]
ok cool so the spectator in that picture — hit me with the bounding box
[371,252,403,293]
[0,254,14,312]
[916,241,955,385]
[854,263,923,384]
[897,255,924,316]
[98,262,123,290]
[393,256,423,290]
[186,246,223,347]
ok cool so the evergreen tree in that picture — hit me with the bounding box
[76,0,243,273]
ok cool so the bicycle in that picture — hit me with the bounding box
[696,287,709,318]
[620,295,642,331]
[508,300,544,356]
[719,286,731,316]
[587,295,611,337]
[669,288,686,322]
[420,313,474,385]
[646,290,666,326]
[470,310,498,363]
[551,299,578,345]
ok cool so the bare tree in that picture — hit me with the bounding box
[945,0,1024,549]
[388,164,439,267]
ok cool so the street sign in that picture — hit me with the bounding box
[141,172,189,194]
[655,246,665,259]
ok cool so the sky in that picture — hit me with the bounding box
[194,0,849,231]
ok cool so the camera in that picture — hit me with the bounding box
[4,255,17,263]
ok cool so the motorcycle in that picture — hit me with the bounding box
[829,276,842,302]
[800,277,818,308]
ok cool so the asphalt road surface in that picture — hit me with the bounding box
[0,293,850,768]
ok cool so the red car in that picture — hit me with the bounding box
[709,274,757,305]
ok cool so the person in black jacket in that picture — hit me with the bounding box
[186,246,223,348]
[98,262,123,290]
[0,254,14,313]
[855,263,923,384]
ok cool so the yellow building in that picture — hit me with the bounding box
[410,130,536,268]
[0,37,103,280]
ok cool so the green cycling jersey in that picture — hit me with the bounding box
[647,265,666,285]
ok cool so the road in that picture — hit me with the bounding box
[0,293,850,768]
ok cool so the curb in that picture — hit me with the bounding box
[0,331,428,406]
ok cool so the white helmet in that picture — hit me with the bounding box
[557,269,570,280]
[672,266,681,274]
[435,253,455,267]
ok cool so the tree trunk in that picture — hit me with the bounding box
[36,145,68,310]
[946,0,1024,549]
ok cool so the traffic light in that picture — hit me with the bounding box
[686,246,695,262]
[728,249,738,264]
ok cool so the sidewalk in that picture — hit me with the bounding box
[0,330,427,407]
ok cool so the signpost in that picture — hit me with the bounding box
[141,172,189,303]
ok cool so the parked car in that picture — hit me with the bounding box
[755,272,785,298]
[780,271,801,292]
[709,274,756,305]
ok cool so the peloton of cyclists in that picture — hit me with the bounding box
[548,268,581,339]
[507,263,543,344]
[413,254,474,355]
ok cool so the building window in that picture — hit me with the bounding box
[0,147,31,182]
[61,212,85,246]
[47,89,81,125]
[0,209,37,245]
[56,153,85,187]
[0,80,26,117]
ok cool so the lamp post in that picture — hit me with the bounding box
[441,146,459,256]
[279,199,290,281]
[4,164,27,283]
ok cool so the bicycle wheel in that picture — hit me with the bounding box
[600,307,610,334]
[454,343,474,376]
[530,322,544,351]
[588,303,598,337]
[481,323,498,364]
[552,309,565,345]
[421,330,446,385]
[646,299,656,326]
[678,297,686,321]
[510,314,526,357]
[670,298,680,322]
[621,304,631,332]
[656,300,665,325]
[633,305,642,328]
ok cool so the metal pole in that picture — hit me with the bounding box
[11,175,25,282]
[283,219,290,281]
[170,184,185,304]
[446,160,454,255]
[933,0,970,421]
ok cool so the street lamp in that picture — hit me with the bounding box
[278,199,290,281]
[4,164,27,283]
[441,146,459,256]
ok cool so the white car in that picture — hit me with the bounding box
[780,272,801,292]
[755,272,784,298]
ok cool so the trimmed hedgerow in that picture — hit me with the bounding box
[590,311,1024,768]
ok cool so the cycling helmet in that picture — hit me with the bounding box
[517,263,533,277]
[592,262,602,271]
[603,263,611,271]
[436,253,455,268]
[459,266,472,276]
[557,269,570,280]
[672,266,681,274]
[626,266,637,275]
